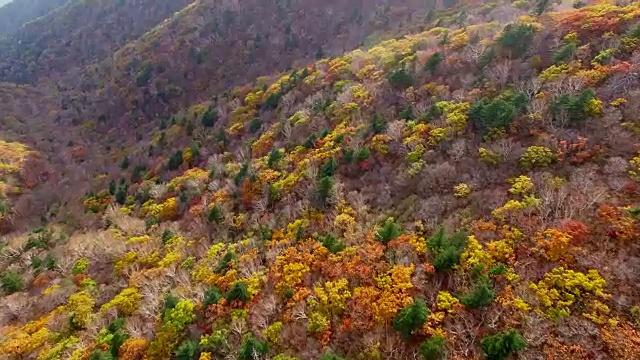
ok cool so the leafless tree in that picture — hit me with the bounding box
[448,139,467,161]
[528,97,547,117]
[487,59,512,88]
[281,117,292,141]
[448,313,482,358]
[386,120,405,143]
[517,78,543,99]
[465,43,487,63]
[564,75,585,94]
[488,138,519,162]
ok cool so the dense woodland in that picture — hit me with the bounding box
[2,0,640,359]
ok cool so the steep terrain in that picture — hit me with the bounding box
[0,0,195,83]
[0,0,69,36]
[83,0,441,125]
[3,1,640,360]
[14,0,449,133]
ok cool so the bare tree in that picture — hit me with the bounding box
[465,43,487,64]
[487,59,512,88]
[386,120,405,143]
[488,138,520,162]
[517,77,543,99]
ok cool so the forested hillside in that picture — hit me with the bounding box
[2,0,640,360]
[0,0,69,36]
[0,0,195,83]
[82,0,441,127]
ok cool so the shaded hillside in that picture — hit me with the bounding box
[0,83,55,234]
[0,0,195,83]
[0,0,69,36]
[80,0,444,129]
[0,81,107,236]
[2,1,640,360]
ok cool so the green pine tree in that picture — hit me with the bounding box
[481,329,527,360]
[393,299,430,339]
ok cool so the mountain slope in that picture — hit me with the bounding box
[0,0,195,83]
[80,0,445,129]
[3,1,640,360]
[0,0,69,36]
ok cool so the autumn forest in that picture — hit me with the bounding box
[1,0,640,359]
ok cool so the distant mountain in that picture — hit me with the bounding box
[0,0,69,36]
[79,0,438,128]
[0,0,195,83]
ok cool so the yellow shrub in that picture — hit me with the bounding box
[453,183,471,198]
[67,291,95,329]
[530,267,610,320]
[520,146,555,168]
[610,97,627,106]
[158,250,182,268]
[199,353,213,360]
[436,291,460,314]
[460,235,493,270]
[450,31,469,49]
[37,336,79,360]
[126,235,151,244]
[371,134,391,155]
[307,311,330,333]
[0,327,52,357]
[585,98,603,116]
[101,287,142,316]
[478,147,500,165]
[539,64,570,82]
[492,196,541,220]
[486,240,515,264]
[244,271,266,299]
[436,101,470,132]
[310,278,352,314]
[428,128,448,145]
[334,212,356,233]
[264,322,283,344]
[508,175,534,196]
[351,84,372,107]
[276,262,310,294]
[114,252,138,274]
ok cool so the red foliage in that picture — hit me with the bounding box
[558,10,620,36]
[205,302,227,320]
[622,181,639,195]
[558,219,590,245]
[597,204,619,223]
[556,137,601,165]
[240,178,259,209]
[610,61,632,73]
[586,16,621,34]
[32,271,57,288]
[21,155,50,189]
[597,204,639,241]
[73,274,87,286]
[359,159,373,171]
